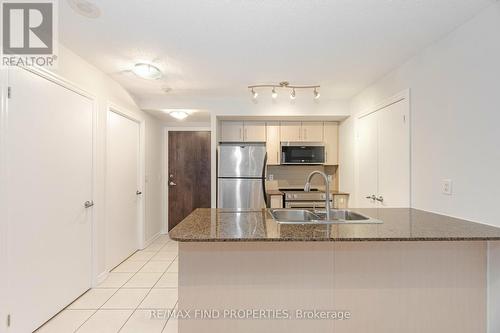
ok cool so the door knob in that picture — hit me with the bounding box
[375,196,384,202]
[84,200,94,208]
[136,190,142,195]
[169,181,177,186]
[366,195,376,200]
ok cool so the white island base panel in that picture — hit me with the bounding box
[177,241,486,333]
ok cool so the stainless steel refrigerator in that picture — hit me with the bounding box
[217,143,267,209]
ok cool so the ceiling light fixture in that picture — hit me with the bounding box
[67,0,101,18]
[169,111,189,120]
[271,87,278,99]
[251,88,258,99]
[248,81,320,101]
[132,63,162,80]
[314,88,320,99]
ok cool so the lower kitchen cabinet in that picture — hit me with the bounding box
[269,195,284,208]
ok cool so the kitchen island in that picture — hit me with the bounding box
[170,208,500,333]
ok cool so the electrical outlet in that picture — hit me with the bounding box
[327,175,333,182]
[268,174,274,181]
[442,179,452,195]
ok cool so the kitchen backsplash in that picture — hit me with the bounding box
[266,165,338,190]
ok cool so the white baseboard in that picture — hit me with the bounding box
[142,232,161,249]
[94,271,109,287]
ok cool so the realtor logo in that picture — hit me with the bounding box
[1,0,58,66]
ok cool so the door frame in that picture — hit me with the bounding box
[0,65,98,327]
[355,89,411,208]
[163,127,211,233]
[106,103,146,255]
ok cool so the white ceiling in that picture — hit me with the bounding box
[59,0,494,109]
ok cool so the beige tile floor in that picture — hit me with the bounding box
[36,235,178,333]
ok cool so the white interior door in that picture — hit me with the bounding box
[378,101,410,207]
[106,110,140,270]
[5,67,93,333]
[357,97,410,208]
[357,112,379,208]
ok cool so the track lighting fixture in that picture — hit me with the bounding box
[251,88,258,99]
[314,88,320,99]
[248,81,320,101]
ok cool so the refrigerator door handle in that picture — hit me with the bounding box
[262,152,268,207]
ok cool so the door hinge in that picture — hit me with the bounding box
[6,314,10,327]
[7,87,11,99]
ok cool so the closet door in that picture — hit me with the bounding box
[5,68,93,332]
[377,100,410,207]
[357,112,379,208]
[357,97,410,208]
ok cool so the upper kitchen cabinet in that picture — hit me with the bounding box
[243,121,266,142]
[220,121,266,142]
[280,121,302,141]
[266,122,280,165]
[301,122,324,142]
[323,122,339,165]
[220,121,244,142]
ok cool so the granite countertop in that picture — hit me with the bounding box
[169,208,500,242]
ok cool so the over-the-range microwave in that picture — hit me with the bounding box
[280,142,325,165]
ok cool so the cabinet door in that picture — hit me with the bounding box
[244,121,266,142]
[323,122,339,165]
[220,121,243,142]
[270,195,284,208]
[280,121,302,141]
[266,122,281,165]
[301,122,324,142]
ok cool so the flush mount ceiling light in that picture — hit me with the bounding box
[132,63,163,80]
[169,111,189,120]
[248,81,320,101]
[67,0,101,18]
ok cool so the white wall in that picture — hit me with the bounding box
[50,44,164,280]
[341,3,500,224]
[339,4,500,331]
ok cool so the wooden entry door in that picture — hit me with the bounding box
[168,131,211,230]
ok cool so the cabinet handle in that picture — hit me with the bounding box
[375,196,384,202]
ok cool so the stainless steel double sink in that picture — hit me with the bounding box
[269,208,382,225]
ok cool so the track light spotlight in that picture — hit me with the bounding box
[251,88,258,99]
[314,88,320,99]
[271,87,278,99]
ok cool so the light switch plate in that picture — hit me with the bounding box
[268,174,274,181]
[442,179,452,195]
